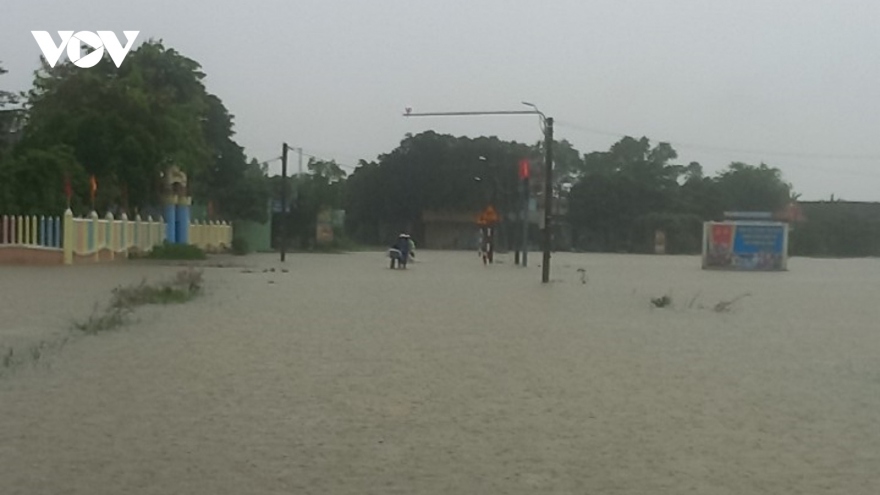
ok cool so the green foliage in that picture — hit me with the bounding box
[146,241,207,260]
[343,132,536,245]
[634,212,704,254]
[715,162,792,212]
[326,233,361,252]
[0,61,15,108]
[6,42,268,220]
[0,145,86,214]
[231,236,250,255]
[75,269,203,335]
[570,137,690,252]
[790,202,880,257]
[568,137,795,253]
[74,305,131,335]
[273,158,348,248]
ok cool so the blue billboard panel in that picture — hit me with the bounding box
[703,222,788,271]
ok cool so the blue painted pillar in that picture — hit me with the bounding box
[176,202,190,245]
[164,202,177,243]
[54,216,61,248]
[40,217,47,247]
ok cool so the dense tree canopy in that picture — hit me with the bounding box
[0,42,268,220]
[343,131,538,244]
[3,45,869,257]
[341,132,798,254]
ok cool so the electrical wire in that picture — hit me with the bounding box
[555,119,880,162]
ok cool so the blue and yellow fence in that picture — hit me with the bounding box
[0,214,63,248]
[0,209,232,265]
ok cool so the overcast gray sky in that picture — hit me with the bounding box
[3,0,878,200]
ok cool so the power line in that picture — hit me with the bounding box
[298,149,359,171]
[279,146,361,172]
[554,119,880,162]
[258,156,282,166]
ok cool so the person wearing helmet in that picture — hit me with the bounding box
[389,233,411,269]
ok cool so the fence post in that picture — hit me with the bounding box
[63,209,74,265]
[90,211,99,261]
[134,214,141,253]
[120,213,128,257]
[105,212,115,261]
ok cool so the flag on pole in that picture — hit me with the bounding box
[89,175,97,209]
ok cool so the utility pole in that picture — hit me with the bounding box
[280,143,289,262]
[297,147,303,176]
[521,163,530,267]
[484,157,499,264]
[541,117,554,283]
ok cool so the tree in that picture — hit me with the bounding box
[17,43,206,211]
[0,145,87,214]
[568,136,690,251]
[0,61,20,157]
[273,158,347,248]
[713,162,792,212]
[192,93,269,222]
[7,41,268,220]
[0,61,15,108]
[342,131,536,245]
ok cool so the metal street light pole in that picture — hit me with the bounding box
[280,143,289,262]
[403,105,554,283]
[478,155,498,263]
[541,117,554,283]
[522,102,553,283]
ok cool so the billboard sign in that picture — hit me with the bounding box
[703,221,788,271]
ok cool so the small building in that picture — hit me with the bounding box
[421,210,481,250]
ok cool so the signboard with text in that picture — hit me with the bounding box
[702,221,788,271]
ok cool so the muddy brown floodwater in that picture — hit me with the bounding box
[1,252,879,494]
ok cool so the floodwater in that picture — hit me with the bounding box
[1,252,879,494]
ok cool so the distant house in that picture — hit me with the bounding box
[421,210,481,250]
[798,200,880,219]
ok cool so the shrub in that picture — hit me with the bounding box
[74,269,204,335]
[146,241,207,260]
[231,236,250,255]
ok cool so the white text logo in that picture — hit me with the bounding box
[31,31,139,68]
